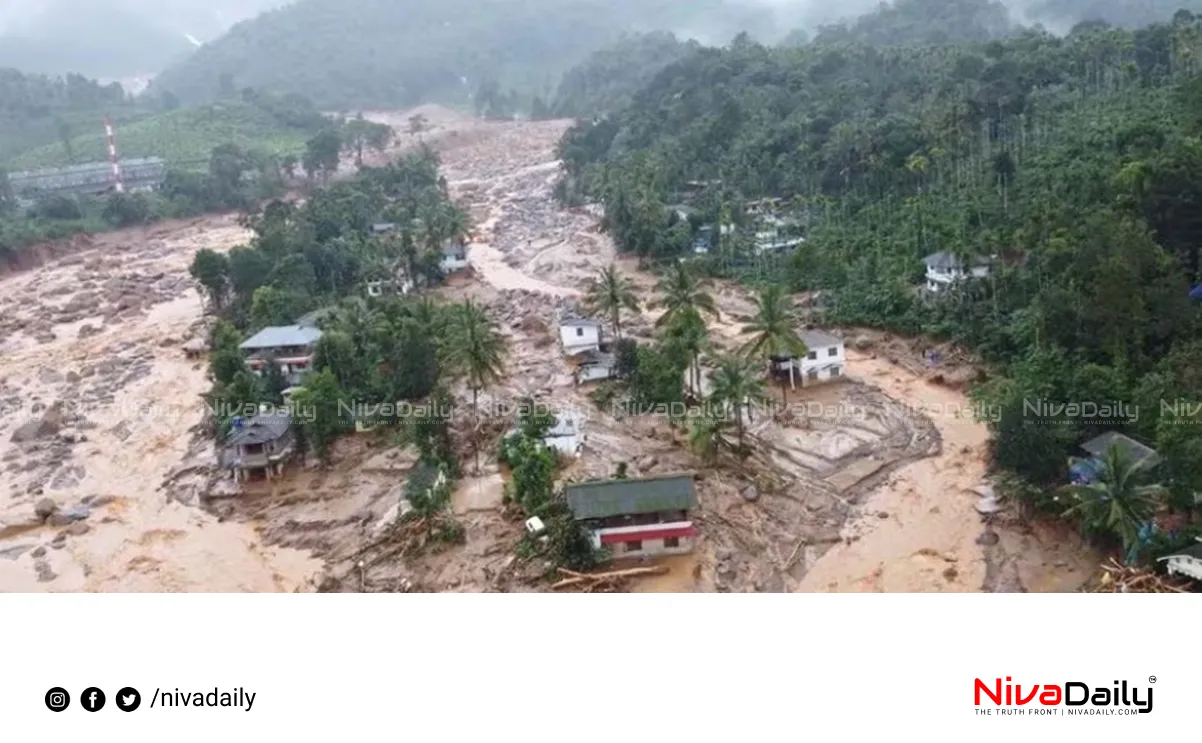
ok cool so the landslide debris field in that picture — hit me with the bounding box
[0,107,1098,593]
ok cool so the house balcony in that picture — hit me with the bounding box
[229,446,293,471]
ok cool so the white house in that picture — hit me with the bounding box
[366,276,414,297]
[575,350,616,384]
[923,251,991,293]
[440,239,470,273]
[558,315,603,357]
[1157,539,1202,582]
[772,328,845,389]
[565,474,698,560]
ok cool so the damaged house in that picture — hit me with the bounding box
[222,410,296,482]
[565,474,698,559]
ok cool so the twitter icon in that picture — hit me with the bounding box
[116,687,141,712]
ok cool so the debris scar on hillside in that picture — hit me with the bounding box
[0,107,1097,593]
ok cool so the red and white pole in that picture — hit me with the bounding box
[104,116,124,193]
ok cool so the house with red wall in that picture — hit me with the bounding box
[565,474,698,559]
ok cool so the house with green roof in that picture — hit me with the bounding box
[565,473,698,559]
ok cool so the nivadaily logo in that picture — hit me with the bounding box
[974,677,1154,716]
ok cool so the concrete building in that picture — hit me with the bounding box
[575,350,617,385]
[240,325,323,386]
[558,313,604,357]
[771,328,845,389]
[922,251,991,293]
[5,158,166,200]
[440,239,470,273]
[222,411,295,482]
[565,474,698,559]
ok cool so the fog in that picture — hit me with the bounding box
[0,0,1188,79]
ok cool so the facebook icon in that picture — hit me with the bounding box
[81,687,106,712]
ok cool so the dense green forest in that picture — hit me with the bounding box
[556,1,1202,559]
[147,0,805,110]
[551,33,702,118]
[0,69,145,162]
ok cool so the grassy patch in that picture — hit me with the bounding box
[6,101,312,171]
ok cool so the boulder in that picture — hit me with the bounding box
[740,485,760,503]
[34,498,58,521]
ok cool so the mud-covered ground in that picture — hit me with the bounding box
[0,107,1098,593]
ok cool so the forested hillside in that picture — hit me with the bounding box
[557,4,1202,555]
[147,0,798,110]
[551,33,702,118]
[0,69,149,163]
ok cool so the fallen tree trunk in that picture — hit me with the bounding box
[551,565,669,591]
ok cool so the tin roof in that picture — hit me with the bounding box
[799,328,841,349]
[225,411,292,447]
[565,473,696,521]
[1081,432,1160,467]
[240,325,323,350]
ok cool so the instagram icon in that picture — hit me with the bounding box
[45,687,70,712]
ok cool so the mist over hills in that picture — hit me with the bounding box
[0,0,285,78]
[2,0,1202,101]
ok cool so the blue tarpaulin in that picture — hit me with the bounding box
[1069,458,1104,484]
[1190,284,1202,302]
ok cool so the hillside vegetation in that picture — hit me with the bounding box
[4,89,329,170]
[558,0,1202,558]
[148,0,803,110]
[551,33,702,118]
[0,69,148,163]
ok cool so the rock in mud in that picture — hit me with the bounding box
[35,560,57,582]
[740,485,760,502]
[10,415,61,443]
[853,335,873,350]
[77,324,101,339]
[0,543,35,560]
[80,494,117,509]
[65,371,81,384]
[46,505,89,527]
[63,521,90,536]
[34,498,58,521]
[976,530,1000,547]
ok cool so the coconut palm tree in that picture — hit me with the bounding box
[444,299,506,472]
[662,308,708,398]
[655,261,718,328]
[739,284,806,404]
[1061,443,1165,558]
[709,354,768,450]
[583,264,640,339]
[688,412,736,465]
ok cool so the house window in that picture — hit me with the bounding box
[807,369,819,380]
[806,351,817,360]
[828,347,838,357]
[625,540,642,552]
[830,366,841,377]
[576,327,584,337]
[664,536,680,548]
